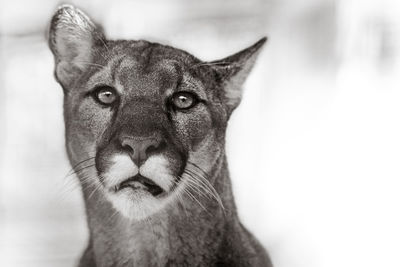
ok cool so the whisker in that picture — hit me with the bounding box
[185,169,216,196]
[187,173,225,212]
[186,169,217,197]
[67,164,96,178]
[181,183,209,214]
[61,174,80,191]
[144,216,157,237]
[190,61,236,69]
[58,169,96,203]
[186,161,209,177]
[98,38,111,55]
[74,61,106,68]
[177,192,189,218]
[171,178,190,218]
[66,156,96,176]
[88,180,103,200]
[58,179,80,202]
[184,165,226,213]
[106,209,120,225]
[184,177,212,200]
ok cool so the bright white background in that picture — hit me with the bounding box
[1,0,400,266]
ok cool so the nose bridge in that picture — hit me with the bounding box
[117,99,165,137]
[114,100,166,165]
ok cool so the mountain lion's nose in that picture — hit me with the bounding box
[120,135,164,166]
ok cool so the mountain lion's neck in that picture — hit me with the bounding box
[81,156,237,266]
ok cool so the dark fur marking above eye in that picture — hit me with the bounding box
[172,62,183,89]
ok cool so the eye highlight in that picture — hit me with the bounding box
[92,86,118,106]
[170,91,199,110]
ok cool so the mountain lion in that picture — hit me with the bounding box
[48,5,272,267]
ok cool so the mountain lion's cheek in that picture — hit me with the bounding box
[174,110,212,150]
[65,101,113,161]
[73,102,113,137]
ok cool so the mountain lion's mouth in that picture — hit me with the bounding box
[114,174,164,196]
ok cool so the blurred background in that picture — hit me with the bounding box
[1,0,400,266]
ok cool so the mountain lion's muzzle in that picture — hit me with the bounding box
[93,100,185,219]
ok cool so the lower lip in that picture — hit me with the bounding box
[116,182,164,196]
[119,181,148,191]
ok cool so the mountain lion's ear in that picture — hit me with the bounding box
[48,5,105,89]
[211,37,267,115]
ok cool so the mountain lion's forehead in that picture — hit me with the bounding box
[114,57,182,94]
[107,40,197,63]
[88,50,206,99]
[86,41,208,98]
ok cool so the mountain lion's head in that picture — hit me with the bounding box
[49,5,265,221]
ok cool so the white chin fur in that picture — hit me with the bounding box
[102,154,176,220]
[106,189,165,220]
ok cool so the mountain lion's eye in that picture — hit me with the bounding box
[93,86,118,106]
[170,92,198,110]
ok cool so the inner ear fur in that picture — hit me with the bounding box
[211,37,267,115]
[48,5,105,89]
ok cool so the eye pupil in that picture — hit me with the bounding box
[102,92,112,98]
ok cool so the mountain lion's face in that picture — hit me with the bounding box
[49,5,265,220]
[64,42,227,219]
